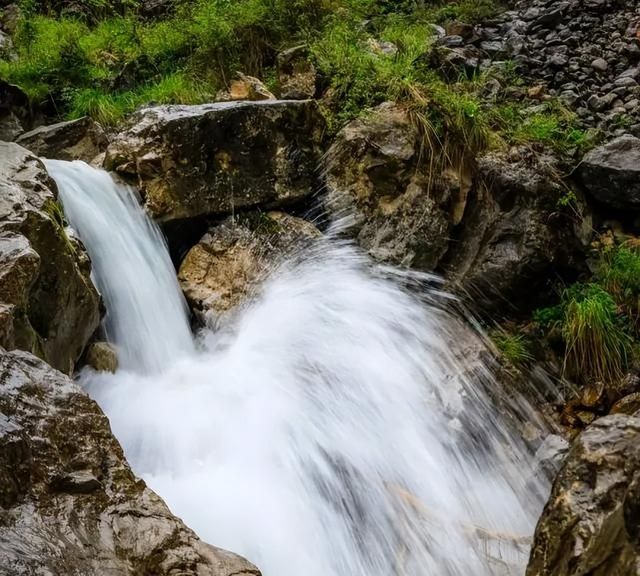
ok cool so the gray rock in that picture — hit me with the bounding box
[579,135,640,208]
[527,415,640,576]
[105,100,325,222]
[16,116,108,162]
[324,102,454,270]
[0,348,260,576]
[591,57,609,72]
[439,35,464,47]
[0,142,100,373]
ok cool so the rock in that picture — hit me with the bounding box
[610,392,640,415]
[0,347,260,576]
[105,100,325,222]
[0,142,100,373]
[439,34,464,47]
[83,341,119,373]
[277,44,317,99]
[179,211,320,321]
[533,433,570,480]
[0,80,30,141]
[215,72,275,101]
[0,4,20,35]
[366,38,398,56]
[579,135,640,208]
[591,57,609,71]
[442,147,590,314]
[527,414,640,576]
[16,116,108,162]
[324,102,456,270]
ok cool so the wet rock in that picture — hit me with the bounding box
[579,135,640,208]
[610,392,640,415]
[179,211,320,322]
[533,433,570,480]
[277,45,317,99]
[527,414,640,576]
[0,142,100,373]
[324,102,456,270]
[83,341,118,373]
[105,100,325,222]
[16,116,108,162]
[0,347,260,576]
[215,72,276,102]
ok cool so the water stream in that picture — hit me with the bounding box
[45,159,547,576]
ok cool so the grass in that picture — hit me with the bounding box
[0,0,588,159]
[490,327,534,367]
[596,243,640,324]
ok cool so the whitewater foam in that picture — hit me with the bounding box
[46,160,547,576]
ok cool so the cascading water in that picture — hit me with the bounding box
[46,159,548,576]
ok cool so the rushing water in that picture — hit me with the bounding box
[46,159,547,576]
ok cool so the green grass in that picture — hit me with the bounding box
[536,283,632,385]
[490,327,534,367]
[0,0,582,156]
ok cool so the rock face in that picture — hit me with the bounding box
[579,135,640,208]
[16,116,108,163]
[325,102,455,270]
[325,104,589,313]
[0,142,100,374]
[277,45,317,99]
[443,147,590,313]
[527,414,640,576]
[0,347,260,576]
[179,212,320,321]
[105,100,325,222]
[0,81,30,141]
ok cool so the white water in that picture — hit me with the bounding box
[46,160,546,576]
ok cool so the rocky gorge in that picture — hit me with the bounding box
[1,0,640,574]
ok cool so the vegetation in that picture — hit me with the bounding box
[490,327,533,368]
[0,0,589,157]
[534,241,640,386]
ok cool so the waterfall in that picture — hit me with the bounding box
[46,160,547,576]
[44,160,193,372]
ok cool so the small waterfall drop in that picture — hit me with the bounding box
[46,160,547,576]
[44,159,193,372]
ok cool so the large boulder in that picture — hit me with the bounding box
[442,147,591,314]
[105,100,325,222]
[325,104,589,314]
[527,414,640,576]
[0,347,260,576]
[16,116,108,162]
[0,142,100,373]
[179,211,320,322]
[324,102,457,270]
[579,135,640,209]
